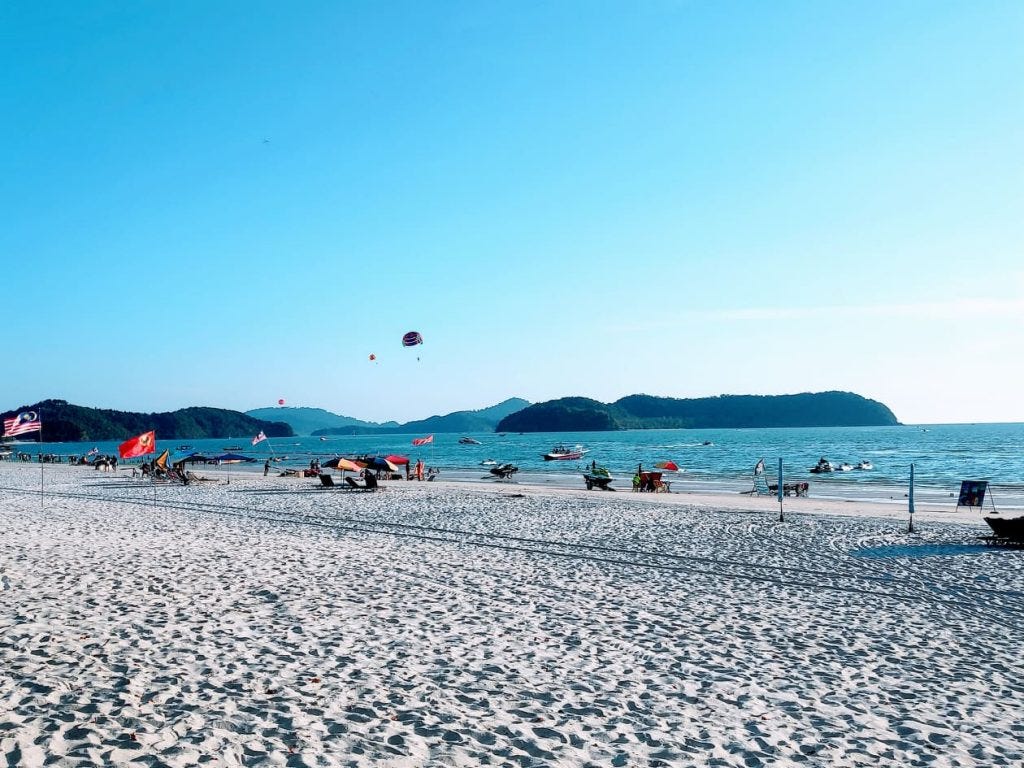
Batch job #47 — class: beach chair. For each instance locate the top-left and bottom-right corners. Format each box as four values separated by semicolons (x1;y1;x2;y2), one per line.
344;475;379;492
319;474;337;488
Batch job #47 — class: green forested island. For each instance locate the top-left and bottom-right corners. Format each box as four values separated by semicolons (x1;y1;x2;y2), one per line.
495;392;899;432
306;398;530;437
1;399;294;442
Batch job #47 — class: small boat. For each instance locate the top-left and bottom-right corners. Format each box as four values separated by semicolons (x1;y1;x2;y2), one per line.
856;461;873;471
459;437;482;445
809;458;833;474
543;444;588;461
702;441;713;446
480;459;497;466
176;445;193;451
836;463;854;472
319;437;328;441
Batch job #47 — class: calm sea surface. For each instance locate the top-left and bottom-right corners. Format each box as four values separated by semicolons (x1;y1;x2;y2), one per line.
13;423;1024;507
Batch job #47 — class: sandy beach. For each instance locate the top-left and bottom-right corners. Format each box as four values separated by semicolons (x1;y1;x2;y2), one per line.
2;463;1023;767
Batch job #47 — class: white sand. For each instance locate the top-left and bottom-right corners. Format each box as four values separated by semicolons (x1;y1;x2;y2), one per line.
2;463;1023;767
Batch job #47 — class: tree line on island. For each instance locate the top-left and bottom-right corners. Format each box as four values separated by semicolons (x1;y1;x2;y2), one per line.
0;400;293;442
494;392;899;432
2;392;897;442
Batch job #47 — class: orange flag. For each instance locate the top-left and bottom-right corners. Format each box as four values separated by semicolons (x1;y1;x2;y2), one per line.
119;430;156;459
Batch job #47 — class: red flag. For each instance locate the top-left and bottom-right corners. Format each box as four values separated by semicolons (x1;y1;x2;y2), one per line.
119;430;156;459
411;435;433;446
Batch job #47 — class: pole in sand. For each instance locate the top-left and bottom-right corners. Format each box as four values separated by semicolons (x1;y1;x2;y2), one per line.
38;408;44;509
908;462;916;533
777;457;784;522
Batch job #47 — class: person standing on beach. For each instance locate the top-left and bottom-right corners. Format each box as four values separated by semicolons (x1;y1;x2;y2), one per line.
264;458;271;477
416;458;424;481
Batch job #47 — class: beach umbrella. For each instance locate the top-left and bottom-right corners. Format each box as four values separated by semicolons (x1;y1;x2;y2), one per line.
655;460;680;471
213;453;256;464
362;456;399;473
323;457;361;472
385;454;409;466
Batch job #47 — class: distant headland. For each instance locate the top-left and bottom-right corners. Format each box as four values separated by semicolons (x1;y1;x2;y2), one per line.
495;392;899;433
0;399;293;442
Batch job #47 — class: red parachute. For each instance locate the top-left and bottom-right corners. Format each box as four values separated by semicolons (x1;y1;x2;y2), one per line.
278;398;285;406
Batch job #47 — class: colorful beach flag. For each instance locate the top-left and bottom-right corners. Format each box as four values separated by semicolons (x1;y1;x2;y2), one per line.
3;411;41;437
86;447;99;457
252;431;267;446
411;434;433;446
119;430;156;459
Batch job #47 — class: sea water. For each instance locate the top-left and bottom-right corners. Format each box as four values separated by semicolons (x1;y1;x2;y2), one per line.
12;423;1024;507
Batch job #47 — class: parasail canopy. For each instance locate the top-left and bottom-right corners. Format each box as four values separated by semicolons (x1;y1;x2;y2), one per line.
402;331;423;347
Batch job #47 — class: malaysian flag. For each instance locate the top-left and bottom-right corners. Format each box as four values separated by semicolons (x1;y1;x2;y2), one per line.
3;411;41;437
252;431;267;446
411;434;433;446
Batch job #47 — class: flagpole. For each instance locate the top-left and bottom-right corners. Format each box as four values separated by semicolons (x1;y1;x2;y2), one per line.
39;407;44;509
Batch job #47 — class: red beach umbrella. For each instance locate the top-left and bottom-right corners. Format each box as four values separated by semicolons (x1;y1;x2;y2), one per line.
655;460;680;472
386;455;409;466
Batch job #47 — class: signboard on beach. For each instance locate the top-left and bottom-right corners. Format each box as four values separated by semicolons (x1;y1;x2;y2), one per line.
957;480;988;509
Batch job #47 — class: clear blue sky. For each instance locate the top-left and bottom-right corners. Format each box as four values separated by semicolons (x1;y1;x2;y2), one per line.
3;1;1021;424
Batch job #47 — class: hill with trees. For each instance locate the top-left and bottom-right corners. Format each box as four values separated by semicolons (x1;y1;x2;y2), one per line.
495;392;899;432
310;398;531;436
1;399;294;442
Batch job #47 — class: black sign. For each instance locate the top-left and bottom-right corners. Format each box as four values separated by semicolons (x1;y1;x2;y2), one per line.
958;480;988;508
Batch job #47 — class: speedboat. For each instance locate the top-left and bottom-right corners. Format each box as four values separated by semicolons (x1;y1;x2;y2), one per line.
809;458;833;474
480;459;497;466
459;437;482;445
176;444;193;451
856;461;873;470
543;444;588;461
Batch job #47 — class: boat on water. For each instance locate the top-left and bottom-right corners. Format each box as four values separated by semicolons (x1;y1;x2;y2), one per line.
856;460;873;470
480;459;497;466
176;444;193;451
836;463;853;472
543;444;588;461
319;437;328;441
458;437;482;445
809;457;833;474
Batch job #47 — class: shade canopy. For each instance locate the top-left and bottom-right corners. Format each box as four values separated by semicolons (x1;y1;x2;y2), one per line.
655;460;680;471
385;454;409;466
323;457;361;472
213;453;256;463
360;456;399;472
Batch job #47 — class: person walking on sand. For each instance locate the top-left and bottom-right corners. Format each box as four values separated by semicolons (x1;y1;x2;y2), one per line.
415;458;424;481
264;458;271;477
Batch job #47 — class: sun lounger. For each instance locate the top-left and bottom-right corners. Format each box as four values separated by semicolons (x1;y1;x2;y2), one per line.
344;475;379;491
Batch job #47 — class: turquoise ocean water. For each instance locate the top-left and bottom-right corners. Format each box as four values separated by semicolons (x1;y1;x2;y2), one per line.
10;423;1024;507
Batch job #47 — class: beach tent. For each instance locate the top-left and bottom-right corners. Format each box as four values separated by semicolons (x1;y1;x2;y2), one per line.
212;453;257;464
